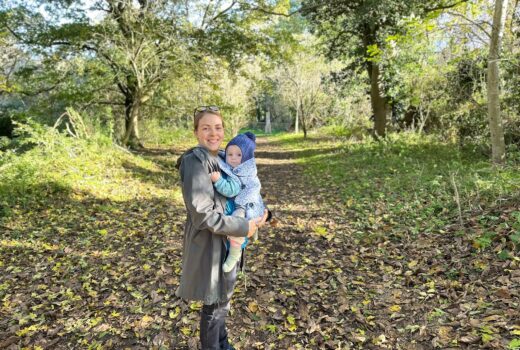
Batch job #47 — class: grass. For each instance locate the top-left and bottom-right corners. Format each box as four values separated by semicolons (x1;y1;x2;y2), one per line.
0;124;194;219
0;123;289;219
238;127;289;137
269;130;520;248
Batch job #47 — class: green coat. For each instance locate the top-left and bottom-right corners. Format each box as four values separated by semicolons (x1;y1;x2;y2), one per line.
176;146;249;304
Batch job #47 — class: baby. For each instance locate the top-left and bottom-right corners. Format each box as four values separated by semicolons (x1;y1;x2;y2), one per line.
210;132;266;272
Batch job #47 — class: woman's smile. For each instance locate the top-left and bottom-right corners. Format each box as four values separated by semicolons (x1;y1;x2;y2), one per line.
195;113;224;153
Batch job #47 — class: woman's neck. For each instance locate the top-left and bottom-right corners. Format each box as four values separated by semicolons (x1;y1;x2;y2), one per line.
197;144;218;156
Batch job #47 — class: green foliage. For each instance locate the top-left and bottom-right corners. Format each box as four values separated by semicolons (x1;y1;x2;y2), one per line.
0;123;71;216
139;119;194;147
509;338;520;350
474;232;496;250
273;130;520;238
1;0;299;146
1;0;519;155
0;120;173;218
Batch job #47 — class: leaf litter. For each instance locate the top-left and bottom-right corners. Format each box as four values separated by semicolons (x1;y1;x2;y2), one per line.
0;139;518;349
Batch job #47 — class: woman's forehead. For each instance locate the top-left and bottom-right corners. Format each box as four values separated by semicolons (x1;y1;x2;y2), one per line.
199;113;223;125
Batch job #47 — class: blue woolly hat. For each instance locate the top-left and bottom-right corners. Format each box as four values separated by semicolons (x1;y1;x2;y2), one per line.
226;131;256;163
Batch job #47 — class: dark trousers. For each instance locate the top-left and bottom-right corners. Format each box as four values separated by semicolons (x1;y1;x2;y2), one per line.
200;263;237;350
200;299;231;350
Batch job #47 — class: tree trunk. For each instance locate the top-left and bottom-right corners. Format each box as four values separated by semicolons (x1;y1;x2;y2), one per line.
123;98;144;149
362;24;387;139
487;0;508;164
265;110;272;134
299;103;307;138
295;96;300;134
369;62;387;138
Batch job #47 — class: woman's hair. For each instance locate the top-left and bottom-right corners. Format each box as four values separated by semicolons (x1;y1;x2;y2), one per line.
194;110;224;130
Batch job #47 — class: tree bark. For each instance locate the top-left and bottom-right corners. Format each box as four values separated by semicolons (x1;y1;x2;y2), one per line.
123;98;144;149
265;110;272;134
368;62;387;138
295;98;300;134
299;102;307;138
362;24;387;138
487;0;508;164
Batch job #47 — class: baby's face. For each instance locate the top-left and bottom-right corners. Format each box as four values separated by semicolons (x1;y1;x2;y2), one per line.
226;145;242;168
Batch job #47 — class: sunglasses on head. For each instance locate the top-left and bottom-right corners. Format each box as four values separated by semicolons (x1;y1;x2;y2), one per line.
194;105;220;116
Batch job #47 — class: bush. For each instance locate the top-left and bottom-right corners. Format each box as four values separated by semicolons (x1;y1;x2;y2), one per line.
273;131;519;236
140;118;194;147
0;119;118;217
318;124;369;140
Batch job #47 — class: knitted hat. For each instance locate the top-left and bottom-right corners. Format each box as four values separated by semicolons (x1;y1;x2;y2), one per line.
226;132;256;163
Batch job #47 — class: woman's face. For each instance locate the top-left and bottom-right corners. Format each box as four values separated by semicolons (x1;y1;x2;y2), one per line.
194;113;224;154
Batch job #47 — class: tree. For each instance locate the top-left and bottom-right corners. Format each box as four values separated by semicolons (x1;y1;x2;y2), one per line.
487;0;509;163
301;0;467;137
2;0;183;147
94;0;191;148
1;0;289;147
274;47;340;138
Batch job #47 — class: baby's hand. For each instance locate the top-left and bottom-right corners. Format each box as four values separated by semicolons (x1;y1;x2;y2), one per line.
210;172;221;183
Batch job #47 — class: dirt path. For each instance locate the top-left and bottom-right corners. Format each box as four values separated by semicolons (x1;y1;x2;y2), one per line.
226;137;365;349
225;137;519;350
1;137;517;349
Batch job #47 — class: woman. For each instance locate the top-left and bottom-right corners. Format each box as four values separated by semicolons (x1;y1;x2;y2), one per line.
175;106;267;350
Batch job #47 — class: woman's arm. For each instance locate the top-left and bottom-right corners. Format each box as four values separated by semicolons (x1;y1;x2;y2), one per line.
181;154;249;237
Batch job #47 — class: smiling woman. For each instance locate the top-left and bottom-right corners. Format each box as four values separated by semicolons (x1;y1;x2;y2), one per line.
193;107;225;155
175;106;267;350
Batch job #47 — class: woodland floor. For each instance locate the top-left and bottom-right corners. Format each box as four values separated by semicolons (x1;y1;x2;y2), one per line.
0;137;519;349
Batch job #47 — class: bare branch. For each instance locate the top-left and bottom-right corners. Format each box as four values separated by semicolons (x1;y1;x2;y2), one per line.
4;23;31;44
446;10;492;38
326;27;358;58
201;0;214;29
435;23;489;45
425;0;469;13
210;0;238;23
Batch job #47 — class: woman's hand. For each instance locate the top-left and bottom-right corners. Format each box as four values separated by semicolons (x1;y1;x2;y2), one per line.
247;209;269;237
247;220;257;237
256;209;268;228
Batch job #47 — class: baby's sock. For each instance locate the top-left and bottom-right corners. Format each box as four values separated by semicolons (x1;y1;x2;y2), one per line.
223;246;242;273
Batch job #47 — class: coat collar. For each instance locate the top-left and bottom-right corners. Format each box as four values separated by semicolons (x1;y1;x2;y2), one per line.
176;146;221;170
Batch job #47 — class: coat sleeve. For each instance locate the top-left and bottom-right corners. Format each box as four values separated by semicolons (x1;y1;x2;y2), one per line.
213;174;241;198
181;155;249;237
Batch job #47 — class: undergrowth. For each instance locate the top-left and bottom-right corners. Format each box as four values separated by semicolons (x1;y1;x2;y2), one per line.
0;122;190;219
272;131;520;256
